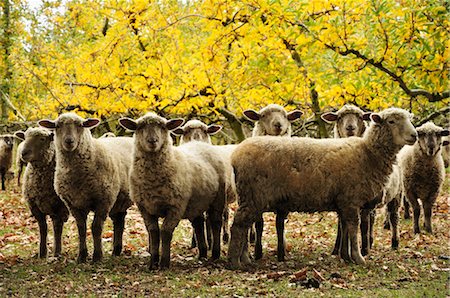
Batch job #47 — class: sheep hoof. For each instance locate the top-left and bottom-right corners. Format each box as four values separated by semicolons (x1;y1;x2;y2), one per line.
159;257;170;269
404;213;411;220
112;245;122;256
413;227;421;234
92;251;103;263
353;255;366;265
391;239;399;249
277;253;285;262
38;251;47;259
254;249;262;261
361;248;368;256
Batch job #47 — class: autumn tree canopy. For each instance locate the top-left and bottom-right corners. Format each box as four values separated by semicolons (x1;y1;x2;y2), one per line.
0;0;448;139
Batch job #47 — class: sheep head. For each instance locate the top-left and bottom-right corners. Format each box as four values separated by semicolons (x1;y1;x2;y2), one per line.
119;113;184;153
244;104;302;136
321;104;371;138
416;122;450;156
38;113;100;152
172;119;222;144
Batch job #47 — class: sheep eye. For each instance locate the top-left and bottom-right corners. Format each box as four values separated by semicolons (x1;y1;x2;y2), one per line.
388;120;395;124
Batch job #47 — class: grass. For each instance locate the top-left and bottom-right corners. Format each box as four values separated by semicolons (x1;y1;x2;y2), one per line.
0;175;449;297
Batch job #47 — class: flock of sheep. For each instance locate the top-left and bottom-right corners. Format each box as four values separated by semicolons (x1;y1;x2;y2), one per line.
0;104;448;270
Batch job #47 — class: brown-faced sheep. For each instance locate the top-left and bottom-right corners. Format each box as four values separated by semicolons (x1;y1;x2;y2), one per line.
228;108;417;268
0;134;14;190
399;122;449;234
15;128;69;258
244;104;303;262
38;113;133;263
119;113;227;270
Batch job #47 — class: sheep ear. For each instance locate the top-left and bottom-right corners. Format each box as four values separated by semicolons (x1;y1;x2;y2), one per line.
166;118;185;131
321;112;338;123
362;112;372;121
38;119;57;129
119;117;138;131
243;110;260;121
14;131;25;141
443;140;449;146
171;128;184;136
287;110;303;122
82;118;101;129
207;125;222;135
370;113;382;124
440;129;449;137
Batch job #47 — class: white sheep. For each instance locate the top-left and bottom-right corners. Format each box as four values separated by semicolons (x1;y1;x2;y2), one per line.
15;128;69;258
173;119;235;246
119;113;227;269
38;113;134;263
228;108;417;268
398;121;449;234
0;134;14;190
244;104;303;262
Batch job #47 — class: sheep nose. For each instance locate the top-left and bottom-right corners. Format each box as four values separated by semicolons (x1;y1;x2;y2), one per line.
65;138;74;145
274;122;282;129
21;149;31;159
410;133;417;142
148;138;158;144
346;125;355;131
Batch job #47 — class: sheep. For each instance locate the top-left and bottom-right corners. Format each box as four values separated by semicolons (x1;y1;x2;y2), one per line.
14;128;69;258
38;113;133;263
442;134;450;168
119;113;227;269
13;134;27;187
228;108;417;268
99;132;116;138
172;119;234;246
398;122;449;234
321;104;371;138
244;104;303;261
321;105;401;256
0;134;14;190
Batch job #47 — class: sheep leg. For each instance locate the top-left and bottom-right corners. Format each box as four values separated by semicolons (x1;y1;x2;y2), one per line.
111;211;126;256
339;219;351;262
72;209;88;263
190;232;197;249
51;216;64;257
249;224;256;243
222;207;230;244
369;210;375;249
1;171;5;191
205;214;212;250
208;212;223;260
138;206;160;269
17;165;23;187
383;205;391;230
92;212;106;262
191;216;207;259
360;209;371;256
228;207;256;269
332;216;342;255
343;208;365;265
254;214;263;260
403;197;411;219
160;213;181;269
406;192;421;234
276;211;288;262
387;199;399;249
31;206;47;258
423;199;435;234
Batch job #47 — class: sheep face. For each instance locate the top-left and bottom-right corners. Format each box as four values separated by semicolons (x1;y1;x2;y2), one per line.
321;105;371;138
416;122;450;157
18;128;54;163
172;120;222;144
0;135;14;152
38;113;100;152
244;104;302;136
371;108;417;146
119;113;184;153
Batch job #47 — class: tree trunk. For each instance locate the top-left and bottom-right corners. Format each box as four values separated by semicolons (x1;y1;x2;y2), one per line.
1;0;12;123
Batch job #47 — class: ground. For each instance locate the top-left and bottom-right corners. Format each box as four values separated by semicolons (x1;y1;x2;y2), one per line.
0;175;448;297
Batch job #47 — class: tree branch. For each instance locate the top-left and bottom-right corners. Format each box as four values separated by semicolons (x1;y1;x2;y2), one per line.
416;106;450;126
